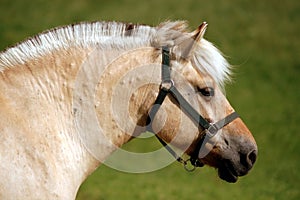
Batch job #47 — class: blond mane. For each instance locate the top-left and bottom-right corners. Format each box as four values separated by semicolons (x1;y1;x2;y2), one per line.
0;21;231;86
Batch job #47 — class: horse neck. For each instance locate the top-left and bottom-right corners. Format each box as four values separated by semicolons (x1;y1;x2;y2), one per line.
0;47;105;198
0;45;163;197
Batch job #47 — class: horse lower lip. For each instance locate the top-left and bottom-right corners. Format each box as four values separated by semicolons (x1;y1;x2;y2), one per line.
218;167;238;183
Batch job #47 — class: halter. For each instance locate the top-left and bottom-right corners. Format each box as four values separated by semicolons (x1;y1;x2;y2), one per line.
146;46;239;171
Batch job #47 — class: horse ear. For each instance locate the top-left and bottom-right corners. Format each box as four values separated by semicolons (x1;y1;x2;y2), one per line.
177;22;208;59
192;22;208;43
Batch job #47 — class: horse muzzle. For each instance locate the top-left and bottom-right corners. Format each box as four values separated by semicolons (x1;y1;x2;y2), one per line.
202;118;258;183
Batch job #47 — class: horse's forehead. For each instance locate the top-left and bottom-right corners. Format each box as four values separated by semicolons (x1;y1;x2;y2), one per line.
179;61;215;86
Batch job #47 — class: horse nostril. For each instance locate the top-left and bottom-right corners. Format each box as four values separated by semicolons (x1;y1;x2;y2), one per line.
240;149;257;169
248;149;257;166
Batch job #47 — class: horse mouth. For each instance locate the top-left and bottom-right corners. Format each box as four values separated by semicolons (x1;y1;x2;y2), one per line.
217;161;239;183
218;166;238;183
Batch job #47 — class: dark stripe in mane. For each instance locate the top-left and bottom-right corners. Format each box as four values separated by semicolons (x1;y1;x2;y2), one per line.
125;23;135;36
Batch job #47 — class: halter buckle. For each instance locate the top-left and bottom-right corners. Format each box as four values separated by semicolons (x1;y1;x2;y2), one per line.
205;123;219;138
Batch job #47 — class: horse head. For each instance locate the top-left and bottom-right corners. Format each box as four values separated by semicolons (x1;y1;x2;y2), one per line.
151;22;258;182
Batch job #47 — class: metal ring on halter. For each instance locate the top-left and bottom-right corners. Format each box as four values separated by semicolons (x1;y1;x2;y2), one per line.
160;80;174;91
183;159;196;172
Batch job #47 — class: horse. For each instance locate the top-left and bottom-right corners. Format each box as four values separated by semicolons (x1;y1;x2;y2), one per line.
0;21;257;199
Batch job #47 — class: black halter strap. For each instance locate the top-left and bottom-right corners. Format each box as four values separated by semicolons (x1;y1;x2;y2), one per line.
146;46;239;170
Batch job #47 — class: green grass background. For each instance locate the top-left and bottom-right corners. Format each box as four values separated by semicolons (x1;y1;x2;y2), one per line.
0;0;299;199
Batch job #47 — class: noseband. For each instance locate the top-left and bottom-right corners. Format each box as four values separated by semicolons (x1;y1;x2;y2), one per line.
146;46;239;171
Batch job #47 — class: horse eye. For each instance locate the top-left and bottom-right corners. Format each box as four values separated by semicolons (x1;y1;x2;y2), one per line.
196;87;215;97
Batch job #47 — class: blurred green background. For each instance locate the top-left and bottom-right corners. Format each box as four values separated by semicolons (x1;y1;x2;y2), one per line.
1;0;299;199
